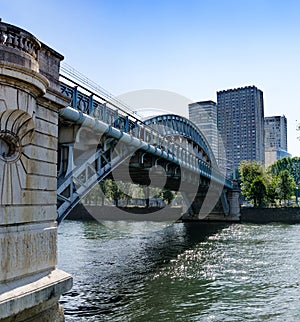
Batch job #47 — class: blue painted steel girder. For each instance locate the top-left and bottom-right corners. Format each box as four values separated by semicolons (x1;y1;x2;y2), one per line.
144;114;217;168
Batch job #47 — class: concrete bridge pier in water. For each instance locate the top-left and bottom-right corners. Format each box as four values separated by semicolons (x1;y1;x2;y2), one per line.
181;179;240;222
0;21;72;321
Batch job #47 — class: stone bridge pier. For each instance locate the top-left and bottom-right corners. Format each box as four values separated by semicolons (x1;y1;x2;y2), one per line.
182;180;240;222
0;21;72;321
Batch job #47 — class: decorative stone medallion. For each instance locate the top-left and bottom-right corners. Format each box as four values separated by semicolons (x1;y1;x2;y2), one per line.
0;109;34;163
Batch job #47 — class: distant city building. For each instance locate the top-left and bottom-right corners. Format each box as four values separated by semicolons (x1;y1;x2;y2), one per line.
264;115;287;150
264;115;291;166
188;100;218;160
265;149;292;167
217;85;265;177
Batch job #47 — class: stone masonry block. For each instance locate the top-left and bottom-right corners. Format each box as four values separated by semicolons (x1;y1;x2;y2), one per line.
0;222;57;283
0;205;56;225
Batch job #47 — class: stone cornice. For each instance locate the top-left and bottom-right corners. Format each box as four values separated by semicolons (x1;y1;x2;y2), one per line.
0;61;48;97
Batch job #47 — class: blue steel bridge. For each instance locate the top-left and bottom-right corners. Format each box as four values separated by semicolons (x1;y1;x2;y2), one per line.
56;64;236;224
0;21;242;322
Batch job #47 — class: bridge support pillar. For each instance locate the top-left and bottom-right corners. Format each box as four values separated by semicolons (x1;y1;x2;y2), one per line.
227;181;241;218
0;21;72;321
181;183;240;222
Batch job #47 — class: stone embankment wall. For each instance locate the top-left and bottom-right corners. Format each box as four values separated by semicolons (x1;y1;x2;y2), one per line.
68;204;240;223
241;207;300;224
67;204;183;221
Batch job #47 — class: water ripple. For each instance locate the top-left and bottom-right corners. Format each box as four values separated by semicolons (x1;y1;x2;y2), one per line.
58;220;300;321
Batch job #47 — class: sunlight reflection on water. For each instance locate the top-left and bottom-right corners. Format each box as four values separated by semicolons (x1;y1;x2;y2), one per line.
58;220;300;322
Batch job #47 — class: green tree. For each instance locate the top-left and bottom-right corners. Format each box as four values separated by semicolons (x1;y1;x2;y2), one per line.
276;170;296;205
119;182;134;206
99;179;109;205
84;183;102;205
105;180;125;206
249;176;267;207
268;157;300;184
238;160;264;201
265;173;279;205
162;190;174;205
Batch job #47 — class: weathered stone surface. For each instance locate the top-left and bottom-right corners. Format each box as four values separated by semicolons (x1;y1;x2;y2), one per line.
32;131;58;151
0;20;72;321
35;104;58;125
0;22;41;72
0;223;57;282
20;190;57;205
0;160;56;205
34;117;58;137
20;155;57;176
0;269;72;321
0;44;39;72
0;63;48;98
0;187;57;207
0;205;56;225
0;301;66;322
18;172;56;191
38;44;64;92
22;145;57;164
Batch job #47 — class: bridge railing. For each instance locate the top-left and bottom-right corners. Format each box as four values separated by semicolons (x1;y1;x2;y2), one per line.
59;69;232;189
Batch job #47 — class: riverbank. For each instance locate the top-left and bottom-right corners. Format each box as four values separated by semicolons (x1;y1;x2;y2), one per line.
67;204;240;223
67;204;183;221
241;207;300;224
67;204;300;225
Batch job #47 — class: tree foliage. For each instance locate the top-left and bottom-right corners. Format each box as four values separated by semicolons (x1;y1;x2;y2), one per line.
249;176;266;207
239;160;297;207
268;157;300;184
265;173;279;204
103;180;124;206
276;170;296;204
83;179;176;207
238;160;264;200
161;190;174;205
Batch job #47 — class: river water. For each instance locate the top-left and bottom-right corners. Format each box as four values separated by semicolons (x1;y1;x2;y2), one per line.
58;219;300;321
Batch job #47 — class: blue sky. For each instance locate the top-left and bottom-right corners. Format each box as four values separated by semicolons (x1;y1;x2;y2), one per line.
2;0;300;156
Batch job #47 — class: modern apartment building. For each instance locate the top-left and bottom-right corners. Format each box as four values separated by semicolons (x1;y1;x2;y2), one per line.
264;115;291;166
217;85;265;177
188;100;218;159
264;115;287;150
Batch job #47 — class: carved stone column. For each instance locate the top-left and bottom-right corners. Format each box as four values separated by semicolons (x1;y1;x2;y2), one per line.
0;21;72;321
